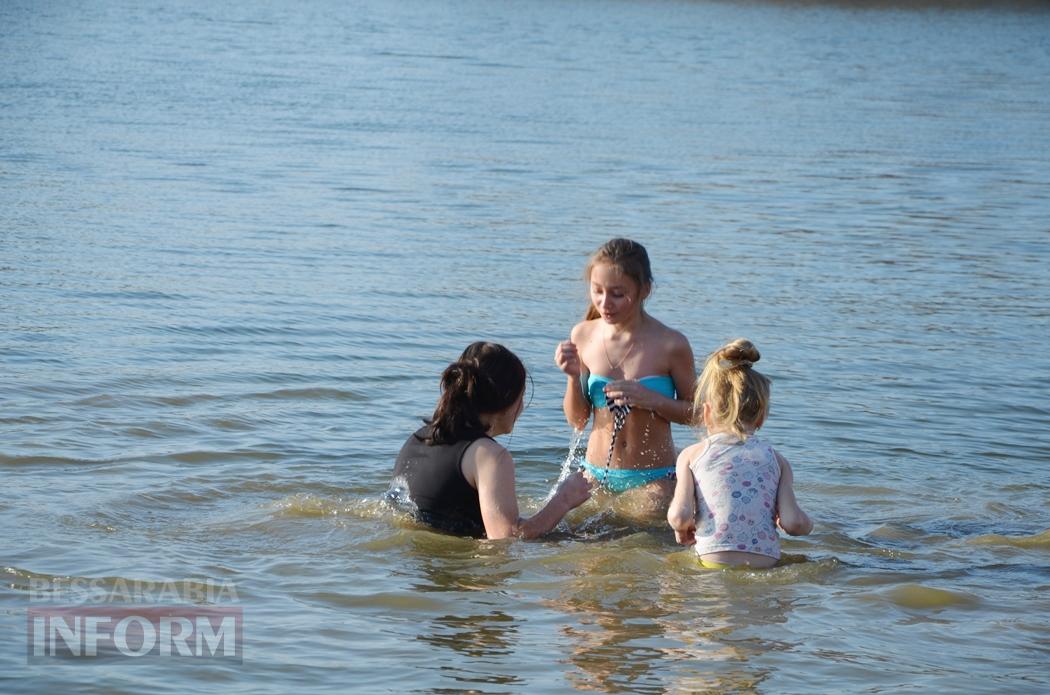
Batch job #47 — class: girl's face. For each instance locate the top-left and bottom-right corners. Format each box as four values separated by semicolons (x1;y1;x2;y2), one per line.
487;389;525;437
499;391;525;436
589;262;646;324
511;390;525;424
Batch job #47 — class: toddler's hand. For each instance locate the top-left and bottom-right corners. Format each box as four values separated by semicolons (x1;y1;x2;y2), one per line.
674;528;696;546
776;508;813;536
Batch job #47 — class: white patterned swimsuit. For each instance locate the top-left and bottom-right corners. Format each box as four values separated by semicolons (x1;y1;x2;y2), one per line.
690;433;782;560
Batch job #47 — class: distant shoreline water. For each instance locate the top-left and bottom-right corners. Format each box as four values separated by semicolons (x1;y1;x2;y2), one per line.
4;0;1049;691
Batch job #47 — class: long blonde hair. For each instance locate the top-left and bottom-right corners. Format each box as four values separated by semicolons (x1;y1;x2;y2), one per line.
694;339;770;441
582;238;653;320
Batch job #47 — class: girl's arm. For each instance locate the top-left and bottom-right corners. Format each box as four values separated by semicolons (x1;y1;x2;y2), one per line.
556;324;592;430
561;374;591;430
773;450;813;536
667;446;700;545
665;332;697;424
470;442;592;540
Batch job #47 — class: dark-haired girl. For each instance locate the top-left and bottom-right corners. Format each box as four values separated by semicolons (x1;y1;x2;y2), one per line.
391;342;592;539
555;239;697;505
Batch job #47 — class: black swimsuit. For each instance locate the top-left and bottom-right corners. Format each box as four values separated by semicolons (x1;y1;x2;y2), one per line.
389;426;491;537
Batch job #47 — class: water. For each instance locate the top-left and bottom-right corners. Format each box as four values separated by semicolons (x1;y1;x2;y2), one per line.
3;0;1049;691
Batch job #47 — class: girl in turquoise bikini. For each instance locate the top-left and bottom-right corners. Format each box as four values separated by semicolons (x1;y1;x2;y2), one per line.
554;239;697;510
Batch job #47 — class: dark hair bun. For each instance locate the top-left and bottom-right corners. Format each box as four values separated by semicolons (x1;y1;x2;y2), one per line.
718;339;760;369
426;343;528;445
441;361;480;396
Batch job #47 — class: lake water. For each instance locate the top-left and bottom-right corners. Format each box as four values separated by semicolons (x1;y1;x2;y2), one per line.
3;0;1049;691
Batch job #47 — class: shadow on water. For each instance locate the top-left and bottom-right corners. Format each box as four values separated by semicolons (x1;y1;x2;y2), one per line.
366;484;844;691
406;540;523;595
542;547;836;692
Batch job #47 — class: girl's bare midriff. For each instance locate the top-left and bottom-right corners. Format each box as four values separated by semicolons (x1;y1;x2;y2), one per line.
586;407;676;471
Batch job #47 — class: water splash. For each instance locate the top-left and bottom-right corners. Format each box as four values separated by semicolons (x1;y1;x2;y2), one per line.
385;476;417;512
545;428;587;504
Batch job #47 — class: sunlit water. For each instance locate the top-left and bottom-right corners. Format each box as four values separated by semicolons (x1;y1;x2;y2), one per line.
3;0;1049;692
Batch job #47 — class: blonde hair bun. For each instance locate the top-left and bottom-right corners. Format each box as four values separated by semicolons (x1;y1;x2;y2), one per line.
718;339;760;370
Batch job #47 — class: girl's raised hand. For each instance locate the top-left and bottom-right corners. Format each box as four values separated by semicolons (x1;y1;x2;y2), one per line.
555;340;582;378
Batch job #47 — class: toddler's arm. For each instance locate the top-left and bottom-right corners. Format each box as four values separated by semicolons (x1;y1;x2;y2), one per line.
774;450;813;536
667;446;699;545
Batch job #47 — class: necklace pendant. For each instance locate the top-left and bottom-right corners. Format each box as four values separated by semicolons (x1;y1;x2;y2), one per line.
602;332;635;373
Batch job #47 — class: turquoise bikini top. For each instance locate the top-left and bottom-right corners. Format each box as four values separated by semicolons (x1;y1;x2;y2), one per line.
586;373;676;408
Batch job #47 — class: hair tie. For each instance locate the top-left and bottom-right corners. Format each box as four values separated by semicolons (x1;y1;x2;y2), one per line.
719;359;752;370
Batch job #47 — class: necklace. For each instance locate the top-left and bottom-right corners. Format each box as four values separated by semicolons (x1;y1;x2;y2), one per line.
602;330;635;372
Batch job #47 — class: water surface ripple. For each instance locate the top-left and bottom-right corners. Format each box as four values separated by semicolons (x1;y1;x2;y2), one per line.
2;0;1049;692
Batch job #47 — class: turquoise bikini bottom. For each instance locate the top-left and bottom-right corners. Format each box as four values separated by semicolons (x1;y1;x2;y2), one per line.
580;461;676;493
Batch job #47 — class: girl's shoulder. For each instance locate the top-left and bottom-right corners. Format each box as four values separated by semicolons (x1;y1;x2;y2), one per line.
741;436;781;470
678;439;712;465
643;316;692;352
744;434;776;454
679;441;705;458
694;432;747;459
570;318;602;341
461;437;512;486
465;436;511;464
